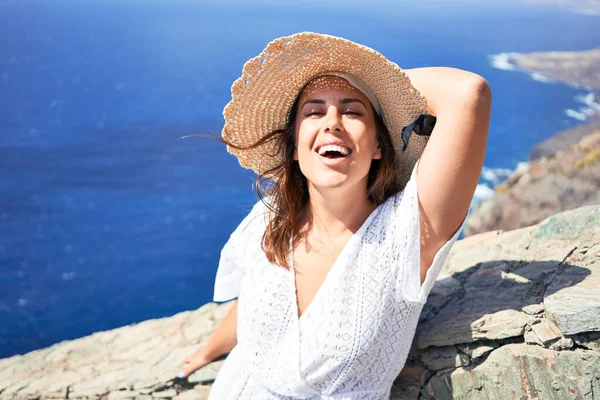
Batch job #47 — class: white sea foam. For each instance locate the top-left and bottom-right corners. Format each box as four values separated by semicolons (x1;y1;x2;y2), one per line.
470;165;518;208
488;52;519;71
566;109;589;121
530;72;554;83
565;91;600;121
516;161;529;173
481;166;513;184
576;92;600;110
473;184;495;205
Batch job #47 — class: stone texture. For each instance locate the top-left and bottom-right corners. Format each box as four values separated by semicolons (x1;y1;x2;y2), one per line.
572;331;600;352
420;346;470;371
544;259;600;335
0;302;231;400
423;344;600;400
456;341;499;359
530;319;563;345
522;303;545;315
524;329;544;346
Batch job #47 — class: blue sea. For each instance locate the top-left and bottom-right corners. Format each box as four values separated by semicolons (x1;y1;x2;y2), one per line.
1;0;599;358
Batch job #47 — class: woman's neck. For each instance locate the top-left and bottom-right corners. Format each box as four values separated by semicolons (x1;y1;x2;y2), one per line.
300;180;376;239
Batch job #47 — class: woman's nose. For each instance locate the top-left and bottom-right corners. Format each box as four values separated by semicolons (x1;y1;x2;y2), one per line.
324;107;343;132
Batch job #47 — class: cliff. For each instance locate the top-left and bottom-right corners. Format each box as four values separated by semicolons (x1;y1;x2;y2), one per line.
464;128;600;237
1;204;599;399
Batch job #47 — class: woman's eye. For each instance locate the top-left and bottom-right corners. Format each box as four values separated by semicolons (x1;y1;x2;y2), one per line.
303;109;362;117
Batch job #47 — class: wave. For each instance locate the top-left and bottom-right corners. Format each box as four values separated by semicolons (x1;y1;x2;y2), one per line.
488;52;519;71
481;165;514;184
471;165;520;207
530;72;554;83
565;91;600;121
473;183;495;205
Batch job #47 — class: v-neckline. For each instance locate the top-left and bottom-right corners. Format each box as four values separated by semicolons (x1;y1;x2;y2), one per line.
290;204;385;325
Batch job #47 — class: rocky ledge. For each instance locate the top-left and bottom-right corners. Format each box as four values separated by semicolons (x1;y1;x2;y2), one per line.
1;205;599;399
396;204;600;399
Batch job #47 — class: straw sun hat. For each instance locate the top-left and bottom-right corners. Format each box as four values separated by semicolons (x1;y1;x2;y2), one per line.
221;31;436;188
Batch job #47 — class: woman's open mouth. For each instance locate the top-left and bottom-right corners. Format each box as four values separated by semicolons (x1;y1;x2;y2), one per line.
316;144;351;159
315;144;352;166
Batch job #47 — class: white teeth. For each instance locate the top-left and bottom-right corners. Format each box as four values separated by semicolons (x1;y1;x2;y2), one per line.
317;144;350;156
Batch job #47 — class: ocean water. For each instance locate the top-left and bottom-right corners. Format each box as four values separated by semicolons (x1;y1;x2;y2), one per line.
0;0;599;358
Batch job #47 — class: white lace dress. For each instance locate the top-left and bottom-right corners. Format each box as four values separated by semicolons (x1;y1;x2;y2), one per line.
208;160;469;399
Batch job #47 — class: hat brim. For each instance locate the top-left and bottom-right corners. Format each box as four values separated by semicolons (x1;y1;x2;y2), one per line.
222;31;430;189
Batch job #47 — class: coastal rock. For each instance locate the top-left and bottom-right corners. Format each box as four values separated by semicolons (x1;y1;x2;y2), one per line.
511;47;600;90
544;259;600;335
420;346;470;371
464;129;600;237
1;205;599;400
529;319;562;346
0;302;233;400
422;344;600;400
531;115;600;160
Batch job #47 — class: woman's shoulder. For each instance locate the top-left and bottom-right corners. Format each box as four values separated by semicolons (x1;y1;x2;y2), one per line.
378;184;410;212
234;196;273;236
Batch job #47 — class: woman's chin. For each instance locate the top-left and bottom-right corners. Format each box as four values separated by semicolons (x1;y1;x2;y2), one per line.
306;172;354;191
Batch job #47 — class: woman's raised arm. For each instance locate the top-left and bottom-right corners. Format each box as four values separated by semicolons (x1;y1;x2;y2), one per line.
403;67;492;284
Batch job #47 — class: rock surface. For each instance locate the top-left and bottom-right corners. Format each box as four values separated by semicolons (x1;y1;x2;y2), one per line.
1;205;598;399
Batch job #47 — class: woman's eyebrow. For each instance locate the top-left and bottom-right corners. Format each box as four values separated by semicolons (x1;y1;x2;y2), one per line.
301;98;367;108
339;98;366;107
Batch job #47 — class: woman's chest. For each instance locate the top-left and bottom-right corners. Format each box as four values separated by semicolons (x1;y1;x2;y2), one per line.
292;238;348;319
237;234;399;355
236;242;411;394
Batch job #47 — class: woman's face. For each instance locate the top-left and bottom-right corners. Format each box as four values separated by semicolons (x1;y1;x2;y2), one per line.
293;75;381;192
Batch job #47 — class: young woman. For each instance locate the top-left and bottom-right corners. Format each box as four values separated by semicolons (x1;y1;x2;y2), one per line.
182;32;491;399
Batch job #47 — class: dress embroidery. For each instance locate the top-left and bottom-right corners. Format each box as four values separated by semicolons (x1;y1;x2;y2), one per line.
209;160;469;399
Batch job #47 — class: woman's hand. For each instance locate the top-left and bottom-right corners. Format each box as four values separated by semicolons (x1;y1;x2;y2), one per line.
179;300;239;378
181;346;211;377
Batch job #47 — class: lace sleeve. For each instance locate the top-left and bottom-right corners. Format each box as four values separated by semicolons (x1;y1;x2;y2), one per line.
393;159;470;304
213;198;270;302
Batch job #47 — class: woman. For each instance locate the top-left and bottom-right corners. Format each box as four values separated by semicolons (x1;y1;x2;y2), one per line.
182;32;491;398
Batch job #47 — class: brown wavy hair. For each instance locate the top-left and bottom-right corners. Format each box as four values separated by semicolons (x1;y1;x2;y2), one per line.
199;100;402;269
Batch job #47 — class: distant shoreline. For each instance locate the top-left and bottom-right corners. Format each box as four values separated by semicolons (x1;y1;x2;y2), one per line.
490;46;600;137
465;45;600;237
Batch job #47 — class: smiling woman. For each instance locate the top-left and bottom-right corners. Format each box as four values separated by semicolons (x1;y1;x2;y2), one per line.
293;74;381;195
181;31;490;399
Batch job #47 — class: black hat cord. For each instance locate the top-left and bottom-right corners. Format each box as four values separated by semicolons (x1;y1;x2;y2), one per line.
400;114;437;152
